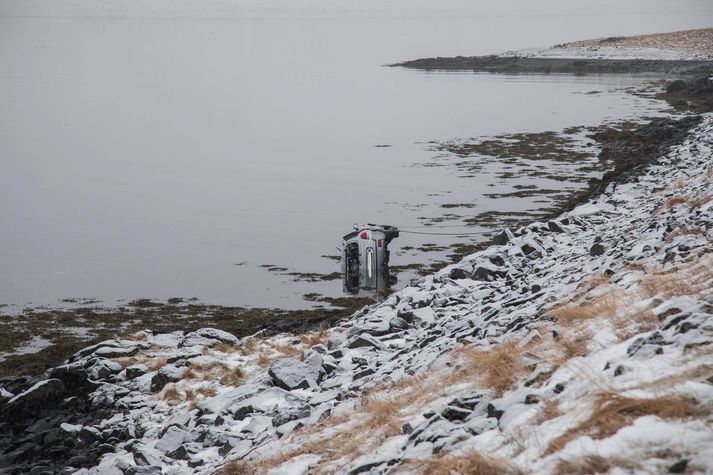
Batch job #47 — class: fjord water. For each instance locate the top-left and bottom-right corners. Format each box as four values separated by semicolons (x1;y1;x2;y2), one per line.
1;0;712;309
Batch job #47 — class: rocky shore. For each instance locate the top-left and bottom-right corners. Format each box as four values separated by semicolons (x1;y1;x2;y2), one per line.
1;106;712;473
393;28;713;75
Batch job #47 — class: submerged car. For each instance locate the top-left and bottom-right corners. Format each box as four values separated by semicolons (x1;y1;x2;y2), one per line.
341;224;399;295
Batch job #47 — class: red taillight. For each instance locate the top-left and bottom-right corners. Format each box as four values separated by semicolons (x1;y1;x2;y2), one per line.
359;231;370;240
378;239;383;248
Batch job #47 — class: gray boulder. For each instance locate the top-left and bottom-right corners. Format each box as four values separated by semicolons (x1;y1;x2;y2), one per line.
268;358;319;390
178;328;239;348
2;379;65;420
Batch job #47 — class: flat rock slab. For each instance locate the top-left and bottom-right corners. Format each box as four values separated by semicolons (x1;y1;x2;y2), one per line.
268;358;319;390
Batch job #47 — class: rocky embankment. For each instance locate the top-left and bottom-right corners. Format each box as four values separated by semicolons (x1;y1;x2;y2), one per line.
1;110;712;474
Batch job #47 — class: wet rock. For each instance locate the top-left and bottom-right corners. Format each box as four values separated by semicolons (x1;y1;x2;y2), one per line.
125;365;148;380
590;243;606;256
669;459;688;473
472;266;506;282
492;229;513;245
448;268;469;280
2;379;66;421
547;221;564;233
149;371;178;394
441;405;471;422
268;358;319;390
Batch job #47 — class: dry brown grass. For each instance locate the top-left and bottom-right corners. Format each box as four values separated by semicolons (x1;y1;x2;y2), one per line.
665;195;688;209
181;362;244;386
545;392;703;455
665;225;705;244
213;342;241;353
531;398;562;425
162;384;182;405
453;340;525;396
639;258;713;300
254;373;438;472
256;352;272;367
395;450;520;475
550;294;619;326
145;356;168;372
554;455;639;475
273;343;305;360
213;460;256;475
555;329;593;362
300;327;329;348
196;386;217;398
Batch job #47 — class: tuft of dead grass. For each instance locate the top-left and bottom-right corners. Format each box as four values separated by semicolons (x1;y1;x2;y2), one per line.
300;327;329;348
181;362;244;387
273;343;305;360
145;356;168;372
213;342;240;353
531;398;562;425
118;331;148;341
554;455;639;475
213;460;256;475
550;294;619;326
162;384;182;405
395;449;520;475
453;340;526;396
544;392;703;455
639;258;713;301
196;386;217;398
664;195;688;209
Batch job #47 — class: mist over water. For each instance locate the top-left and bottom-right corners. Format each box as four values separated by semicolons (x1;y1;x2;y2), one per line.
1;0;712;308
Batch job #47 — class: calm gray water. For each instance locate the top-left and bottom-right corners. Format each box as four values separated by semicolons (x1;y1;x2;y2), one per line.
1;0;712;309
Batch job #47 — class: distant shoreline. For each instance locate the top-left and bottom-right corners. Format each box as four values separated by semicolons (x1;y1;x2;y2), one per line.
392;28;713;75
391;56;713;75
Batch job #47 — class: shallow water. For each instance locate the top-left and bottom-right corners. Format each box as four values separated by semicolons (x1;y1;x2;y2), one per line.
1;0;712;309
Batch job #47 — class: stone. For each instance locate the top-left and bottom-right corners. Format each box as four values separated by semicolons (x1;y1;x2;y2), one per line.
524;394;540;405
669;460;688;473
178;328;239;348
3;379;66;420
388;317;410;331
149;367;182;393
547;221;564;233
268;358;319;390
441;405;471;422
492;229;512;245
93;346;140;359
125;366;148;380
589;243;606;256
347;334;385;350
472;266;506;282
327;333;346;350
155;426;187;453
448;268;469;280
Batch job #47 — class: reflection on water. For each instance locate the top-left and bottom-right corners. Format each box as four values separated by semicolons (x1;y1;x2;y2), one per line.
341;224;399;297
1;0;711;309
